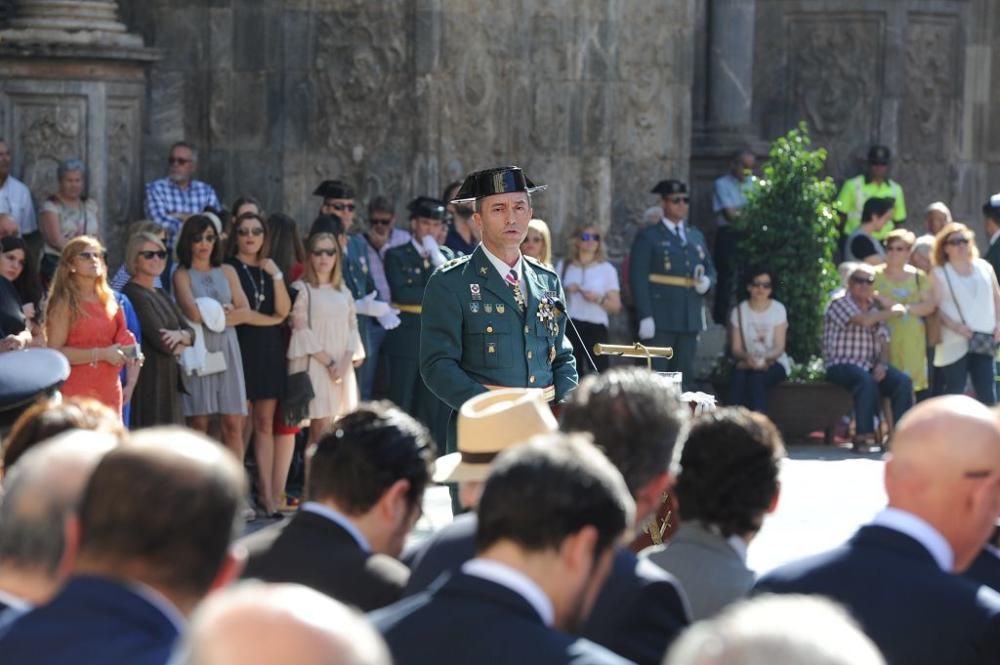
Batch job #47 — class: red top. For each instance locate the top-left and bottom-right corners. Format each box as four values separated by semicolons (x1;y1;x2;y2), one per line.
60;298;136;417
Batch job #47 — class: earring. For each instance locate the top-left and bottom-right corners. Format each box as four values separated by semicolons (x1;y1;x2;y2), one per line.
70;268;76;273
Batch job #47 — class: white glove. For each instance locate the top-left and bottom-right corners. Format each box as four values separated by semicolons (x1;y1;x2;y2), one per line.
378;309;401;330
355;291;392;317
422;235;447;267
639;317;655;340
694;275;711;295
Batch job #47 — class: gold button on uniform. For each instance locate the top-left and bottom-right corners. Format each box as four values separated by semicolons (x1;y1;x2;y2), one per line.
527;351;533;359
486;326;494;333
524;325;530;334
529;376;536;384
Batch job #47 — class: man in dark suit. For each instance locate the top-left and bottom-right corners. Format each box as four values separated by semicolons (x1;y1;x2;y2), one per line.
405;368;691;664
240;402;435;611
965;525;1000;592
755;395;1000;665
372;434;636;665
0;427;246;665
0;431;118;618
982;193;1000;279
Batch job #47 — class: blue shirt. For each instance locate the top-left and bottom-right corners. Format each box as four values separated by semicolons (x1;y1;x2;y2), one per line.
143;178;221;248
712;173;753;227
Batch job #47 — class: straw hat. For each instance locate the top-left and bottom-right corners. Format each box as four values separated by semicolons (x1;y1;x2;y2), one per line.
433;388;557;484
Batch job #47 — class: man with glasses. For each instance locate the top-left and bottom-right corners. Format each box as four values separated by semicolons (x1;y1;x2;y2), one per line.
822;263;912;452
629;179;715;389
144;141;221;257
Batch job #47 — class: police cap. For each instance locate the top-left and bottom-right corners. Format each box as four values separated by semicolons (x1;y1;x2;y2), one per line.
868;145;891;164
312;179;355;200
0;349;70;430
983;193;1000;219
408;196;448;221
651;180;688;196
450;166;547;204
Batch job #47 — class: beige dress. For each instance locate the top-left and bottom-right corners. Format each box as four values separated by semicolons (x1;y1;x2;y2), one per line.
287;280;365;419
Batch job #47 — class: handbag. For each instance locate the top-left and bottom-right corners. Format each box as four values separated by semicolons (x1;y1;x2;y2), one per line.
282;284;315;426
916;272;942;345
942;264;998;356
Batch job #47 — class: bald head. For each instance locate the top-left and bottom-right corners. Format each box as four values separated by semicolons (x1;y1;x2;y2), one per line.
886;395;1000;570
179;582;391;665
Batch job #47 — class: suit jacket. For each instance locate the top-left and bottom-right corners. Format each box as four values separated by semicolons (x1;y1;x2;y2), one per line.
644;521;754;621
754;525;1000;665
985;238;1000;282
240;509;408;612
628;221;716;333
965;547;1000;592
372;572;633;665
0;575;180;665
404;513;689;665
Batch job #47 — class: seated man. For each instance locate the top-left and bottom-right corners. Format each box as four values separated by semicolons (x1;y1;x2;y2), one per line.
240;402;435;611
823;263;912;451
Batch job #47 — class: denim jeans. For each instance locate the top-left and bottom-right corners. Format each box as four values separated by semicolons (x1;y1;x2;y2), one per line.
729;363;787;413
938;352;997;406
826;363;914;435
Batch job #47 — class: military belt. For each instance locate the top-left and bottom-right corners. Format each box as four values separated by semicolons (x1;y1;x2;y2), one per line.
392;303;423;314
648;274;696;288
484;383;556;403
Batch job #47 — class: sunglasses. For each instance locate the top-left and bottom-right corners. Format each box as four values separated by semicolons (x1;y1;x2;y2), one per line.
580;233;601;241
850;275;875;284
330;203;356;212
237;227;265;237
77;250;107;262
193;234;217;244
311;248;337;257
138;250;167;260
667;196;690;204
168;157;192;165
750;280;772;288
886;245;910;252
946;237;970;246
369;217;393;226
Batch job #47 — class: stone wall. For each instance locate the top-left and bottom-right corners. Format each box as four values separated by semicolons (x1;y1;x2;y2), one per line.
116;0;697;261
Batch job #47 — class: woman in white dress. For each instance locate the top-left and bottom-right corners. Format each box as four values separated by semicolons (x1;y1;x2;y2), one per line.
287;231;365;445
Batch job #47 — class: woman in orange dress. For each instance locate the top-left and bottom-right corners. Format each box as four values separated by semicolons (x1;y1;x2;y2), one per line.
45;236;138;417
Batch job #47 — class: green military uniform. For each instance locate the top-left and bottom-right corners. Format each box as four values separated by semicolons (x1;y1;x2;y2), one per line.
384;241;454;446
342;233;377;389
629;219;716;388
420;245;577;454
836;179;906;241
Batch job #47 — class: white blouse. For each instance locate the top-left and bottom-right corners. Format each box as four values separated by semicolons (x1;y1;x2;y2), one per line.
556;260;620;327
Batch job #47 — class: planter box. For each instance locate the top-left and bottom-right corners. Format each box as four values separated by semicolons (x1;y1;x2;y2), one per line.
765;381;853;444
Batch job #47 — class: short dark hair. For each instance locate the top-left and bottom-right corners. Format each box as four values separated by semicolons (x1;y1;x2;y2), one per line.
861;197;895;223
309;214;344;240
231;195;263;219
674;407;784;538
368;195;393;217
475;433;634;558
743;265;774;287
560;367;687;497
306;402;435;514
176;214;223;268
76;428;246;596
224;211;270;259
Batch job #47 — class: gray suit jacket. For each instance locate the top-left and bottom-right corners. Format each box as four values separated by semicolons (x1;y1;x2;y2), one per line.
643;522;754;620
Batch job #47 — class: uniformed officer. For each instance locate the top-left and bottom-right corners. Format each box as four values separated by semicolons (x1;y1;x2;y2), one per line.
313;180;389;398
420;166;577;456
835;145;907;242
629;179;715;389
0;348;70;435
384;196;454;446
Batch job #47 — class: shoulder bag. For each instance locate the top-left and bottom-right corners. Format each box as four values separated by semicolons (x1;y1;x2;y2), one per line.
282;284;315;425
942;265;997;356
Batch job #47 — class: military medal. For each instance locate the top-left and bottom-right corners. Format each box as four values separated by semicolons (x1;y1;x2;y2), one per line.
470;284;481;300
479;265;489;276
536;296;561;337
469;302;480;313
487;343;496;354
496;304;505;314
484;303;493;314
423;258;430;270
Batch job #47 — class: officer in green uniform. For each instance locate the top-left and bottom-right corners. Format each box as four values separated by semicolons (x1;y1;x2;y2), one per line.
313;180;388;398
629;179;715;389
835;145;907;242
420;166;578;456
384;196;454;446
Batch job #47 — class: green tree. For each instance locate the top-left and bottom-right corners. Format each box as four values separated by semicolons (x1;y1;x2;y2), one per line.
733;123;839;362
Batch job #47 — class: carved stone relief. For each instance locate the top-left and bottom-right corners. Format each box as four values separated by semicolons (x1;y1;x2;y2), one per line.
106;99;139;229
13;96;86;202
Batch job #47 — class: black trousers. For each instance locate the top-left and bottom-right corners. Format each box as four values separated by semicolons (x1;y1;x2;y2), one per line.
713;225;741;326
569;319;609;376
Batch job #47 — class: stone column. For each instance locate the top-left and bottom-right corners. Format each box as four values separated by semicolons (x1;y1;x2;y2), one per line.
706;0;756;131
3;0;142;47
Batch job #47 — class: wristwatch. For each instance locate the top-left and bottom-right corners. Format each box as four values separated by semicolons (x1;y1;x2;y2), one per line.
273;271;284;281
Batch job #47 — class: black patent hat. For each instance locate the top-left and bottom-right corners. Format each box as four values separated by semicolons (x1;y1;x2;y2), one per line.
984;193;1000;217
313;179;355;200
450;166;547;204
0;349;70;429
868;145;891;164
408;196;448;220
651;179;688;196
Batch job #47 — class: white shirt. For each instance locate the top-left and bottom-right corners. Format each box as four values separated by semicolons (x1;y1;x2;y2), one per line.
933;259;997;367
481;243;523;284
301;501;371;553
0;588;31;614
731;300;791;374
0;175;36;235
661;217;686;244
871;507;954;572
462;558;554;627
555;260;620;327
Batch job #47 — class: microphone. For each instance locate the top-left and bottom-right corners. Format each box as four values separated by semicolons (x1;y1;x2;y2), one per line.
552;298;600;374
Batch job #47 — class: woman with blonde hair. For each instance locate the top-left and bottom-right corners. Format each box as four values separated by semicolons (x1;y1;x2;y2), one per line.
109;220;167;291
521;218;553;267
555;224;621;375
287;231;364;446
45;236;138;417
929;221;1000;404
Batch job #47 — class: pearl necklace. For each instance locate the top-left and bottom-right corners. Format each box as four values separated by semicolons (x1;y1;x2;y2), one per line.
239;260;266;311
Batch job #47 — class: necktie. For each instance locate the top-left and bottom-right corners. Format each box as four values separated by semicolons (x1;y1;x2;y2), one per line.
505;269;526;312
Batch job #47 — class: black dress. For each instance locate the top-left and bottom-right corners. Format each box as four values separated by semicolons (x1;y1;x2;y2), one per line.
0;277;26;337
226;257;286;401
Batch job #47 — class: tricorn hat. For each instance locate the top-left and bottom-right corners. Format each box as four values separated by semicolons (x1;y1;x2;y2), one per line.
984;193;1000;218
867;145;891;164
407;196;448;221
313;179;355;200
309;214;344;239
651;179;687;196
450;166;547;204
433;388;557;484
0;349;70;430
